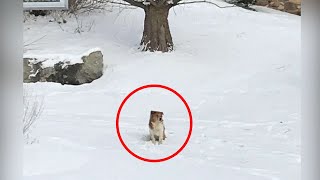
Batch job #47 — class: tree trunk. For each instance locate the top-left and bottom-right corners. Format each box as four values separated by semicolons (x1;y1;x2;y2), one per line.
140;6;173;52
68;0;78;13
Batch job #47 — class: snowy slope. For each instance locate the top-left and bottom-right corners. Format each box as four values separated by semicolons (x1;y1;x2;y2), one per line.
23;1;301;180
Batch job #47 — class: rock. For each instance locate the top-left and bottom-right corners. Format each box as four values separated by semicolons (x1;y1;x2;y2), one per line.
23;50;104;85
51;62;84;85
284;1;300;15
39;66;56;82
284;1;298;11
288;0;300;4
255;0;269;6
270;0;280;7
23;58;33;83
23;58;43;83
287;9;301;15
278;4;285;10
76;50;104;85
255;0;301;16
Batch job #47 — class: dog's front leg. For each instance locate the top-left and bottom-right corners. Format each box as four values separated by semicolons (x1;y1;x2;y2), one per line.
158;132;164;145
149;130;156;144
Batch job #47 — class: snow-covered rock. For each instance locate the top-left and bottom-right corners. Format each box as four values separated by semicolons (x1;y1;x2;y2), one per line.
255;0;301;15
23;50;104;85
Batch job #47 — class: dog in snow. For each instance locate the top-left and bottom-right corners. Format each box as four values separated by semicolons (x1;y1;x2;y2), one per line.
149;110;166;144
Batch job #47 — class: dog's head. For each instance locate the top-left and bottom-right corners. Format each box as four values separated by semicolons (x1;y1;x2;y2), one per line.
149;111;164;127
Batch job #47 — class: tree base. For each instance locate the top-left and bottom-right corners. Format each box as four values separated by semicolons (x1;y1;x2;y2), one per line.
140;6;173;53
139;42;174;52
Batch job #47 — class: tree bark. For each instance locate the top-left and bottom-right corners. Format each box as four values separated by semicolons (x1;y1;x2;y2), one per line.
140;6;173;52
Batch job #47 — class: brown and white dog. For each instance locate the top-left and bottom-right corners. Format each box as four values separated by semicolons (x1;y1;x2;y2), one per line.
149;110;166;144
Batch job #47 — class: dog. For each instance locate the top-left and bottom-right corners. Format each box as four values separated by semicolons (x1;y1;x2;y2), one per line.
149;110;166;144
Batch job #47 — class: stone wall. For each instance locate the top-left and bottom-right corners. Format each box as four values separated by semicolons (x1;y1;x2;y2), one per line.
256;0;301;15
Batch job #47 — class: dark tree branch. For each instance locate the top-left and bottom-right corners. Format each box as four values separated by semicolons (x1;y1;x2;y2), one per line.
121;0;145;8
108;1;139;7
147;0;159;7
24;35;47;47
173;0;237;8
172;0;182;6
159;0;169;6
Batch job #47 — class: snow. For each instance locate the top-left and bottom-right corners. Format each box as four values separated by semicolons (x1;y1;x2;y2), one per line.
23;2;300;180
23;48;102;68
81;47;102;57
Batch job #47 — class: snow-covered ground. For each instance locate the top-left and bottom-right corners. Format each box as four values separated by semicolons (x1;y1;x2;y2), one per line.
23;1;301;180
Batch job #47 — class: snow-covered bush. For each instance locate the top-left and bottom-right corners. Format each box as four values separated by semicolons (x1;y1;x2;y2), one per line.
69;0;112;14
23;87;44;142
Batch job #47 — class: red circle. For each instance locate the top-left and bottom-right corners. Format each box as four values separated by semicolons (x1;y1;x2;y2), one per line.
116;84;193;163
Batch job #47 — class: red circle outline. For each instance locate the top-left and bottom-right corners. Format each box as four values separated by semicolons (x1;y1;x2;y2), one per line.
116;84;193;163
